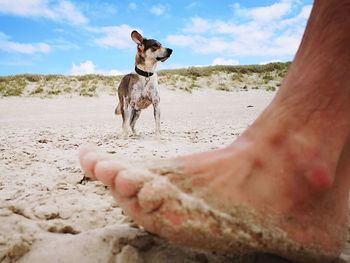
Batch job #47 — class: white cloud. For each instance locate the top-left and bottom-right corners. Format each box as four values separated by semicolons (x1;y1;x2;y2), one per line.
108;69;124;75
91;24;142;49
71;60;95;75
84;2;117;18
236;0;293;23
259;59;283;65
299;5;312;19
185;2;197;9
167;0;311;58
158;62;211;70
197;38;231;54
150;5;166;16
212;58;239;66
0;32;51;54
128;2;137;10
71;60;123;76
0;0;88;25
157;63;188;70
166;34;199;47
167;34;230;54
278;4;312;27
54;1;87;25
166;34;229;54
0;0;52;16
184;17;211;33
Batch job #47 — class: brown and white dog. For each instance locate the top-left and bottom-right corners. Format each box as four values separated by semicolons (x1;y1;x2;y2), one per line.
115;30;172;137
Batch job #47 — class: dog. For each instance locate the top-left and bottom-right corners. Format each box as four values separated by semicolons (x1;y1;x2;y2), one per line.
115;30;172;137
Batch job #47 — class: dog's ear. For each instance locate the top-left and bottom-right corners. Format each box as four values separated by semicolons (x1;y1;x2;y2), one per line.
131;31;144;45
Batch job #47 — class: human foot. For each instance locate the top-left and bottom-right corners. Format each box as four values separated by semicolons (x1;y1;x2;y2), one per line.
80;105;349;263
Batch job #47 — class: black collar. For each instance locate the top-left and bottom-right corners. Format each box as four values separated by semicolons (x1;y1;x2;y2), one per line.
135;66;154;78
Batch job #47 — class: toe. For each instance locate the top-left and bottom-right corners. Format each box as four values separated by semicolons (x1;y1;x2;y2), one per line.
115;196;159;233
79;144;122;180
137;177;171;213
114;169;154;198
113;174;222;246
79;144;98;159
94;160;125;186
79;151;101;179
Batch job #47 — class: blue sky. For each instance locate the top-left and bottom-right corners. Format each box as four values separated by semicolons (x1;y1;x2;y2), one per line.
0;0;313;76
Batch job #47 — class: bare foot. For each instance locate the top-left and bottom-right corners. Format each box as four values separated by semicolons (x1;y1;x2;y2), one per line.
80;99;349;262
80;1;350;260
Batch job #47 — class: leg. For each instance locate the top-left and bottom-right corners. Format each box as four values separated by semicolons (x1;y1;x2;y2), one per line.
80;0;350;262
130;108;141;134
153;102;161;135
122;103;131;138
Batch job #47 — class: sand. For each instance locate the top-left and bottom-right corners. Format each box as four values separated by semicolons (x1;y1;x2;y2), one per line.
0;88;349;263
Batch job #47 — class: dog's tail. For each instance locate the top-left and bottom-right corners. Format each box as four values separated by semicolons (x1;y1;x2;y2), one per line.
115;103;121;115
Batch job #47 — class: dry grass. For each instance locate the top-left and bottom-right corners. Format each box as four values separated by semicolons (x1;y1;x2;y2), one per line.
0;62;290;97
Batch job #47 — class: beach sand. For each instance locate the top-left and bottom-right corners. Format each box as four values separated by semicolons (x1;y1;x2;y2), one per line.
1;88;349;262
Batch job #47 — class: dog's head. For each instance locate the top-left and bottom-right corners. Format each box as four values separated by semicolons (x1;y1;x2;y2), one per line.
131;30;172;66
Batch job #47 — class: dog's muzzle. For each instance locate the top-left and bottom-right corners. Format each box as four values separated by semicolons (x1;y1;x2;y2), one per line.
156;48;173;62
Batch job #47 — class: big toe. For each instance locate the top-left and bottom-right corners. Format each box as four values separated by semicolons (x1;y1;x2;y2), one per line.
79;145;125;181
79;145;101;180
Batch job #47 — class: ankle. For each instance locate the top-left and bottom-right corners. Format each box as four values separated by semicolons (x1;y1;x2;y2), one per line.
262;96;348;158
304;164;333;192
243;114;337;193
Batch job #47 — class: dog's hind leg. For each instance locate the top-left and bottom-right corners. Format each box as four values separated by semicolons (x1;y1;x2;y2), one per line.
130;108;141;134
115;103;121;115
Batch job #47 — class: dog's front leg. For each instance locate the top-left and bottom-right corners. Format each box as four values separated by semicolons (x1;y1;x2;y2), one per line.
130;108;141;134
153;102;161;135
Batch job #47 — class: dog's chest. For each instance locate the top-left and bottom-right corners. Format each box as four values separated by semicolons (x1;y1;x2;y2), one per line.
131;81;158;109
136;97;152;109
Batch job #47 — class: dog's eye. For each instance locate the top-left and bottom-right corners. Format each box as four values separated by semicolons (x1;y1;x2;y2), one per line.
152;43;160;49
